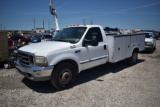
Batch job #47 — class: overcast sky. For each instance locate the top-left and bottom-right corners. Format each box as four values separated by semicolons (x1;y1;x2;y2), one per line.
0;0;160;31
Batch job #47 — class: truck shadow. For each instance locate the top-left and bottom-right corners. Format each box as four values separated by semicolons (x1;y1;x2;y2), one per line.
140;48;156;54
75;59;144;85
22;59;145;93
0;62;4;69
22;78;55;93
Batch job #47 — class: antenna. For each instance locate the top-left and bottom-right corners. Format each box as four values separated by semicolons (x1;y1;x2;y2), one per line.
33;18;35;30
83;19;86;25
91;20;93;25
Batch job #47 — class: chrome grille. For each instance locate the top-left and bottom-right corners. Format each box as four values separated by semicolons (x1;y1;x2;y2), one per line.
18;51;34;66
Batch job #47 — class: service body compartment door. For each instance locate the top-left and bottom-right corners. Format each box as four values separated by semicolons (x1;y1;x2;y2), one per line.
114;36;127;62
126;36;132;58
108;34;145;63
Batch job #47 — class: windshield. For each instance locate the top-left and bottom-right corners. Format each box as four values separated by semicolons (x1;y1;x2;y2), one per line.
52;27;87;43
145;33;152;38
27;35;33;39
34;35;43;39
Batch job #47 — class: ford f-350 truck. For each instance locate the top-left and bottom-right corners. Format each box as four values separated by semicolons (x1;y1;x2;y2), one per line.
15;25;145;89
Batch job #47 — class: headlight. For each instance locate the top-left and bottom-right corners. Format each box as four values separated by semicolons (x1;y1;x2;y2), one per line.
34;56;48;67
34;40;38;42
146;42;153;46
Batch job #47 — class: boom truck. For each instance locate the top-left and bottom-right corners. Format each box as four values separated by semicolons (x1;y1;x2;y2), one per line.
15;25;145;90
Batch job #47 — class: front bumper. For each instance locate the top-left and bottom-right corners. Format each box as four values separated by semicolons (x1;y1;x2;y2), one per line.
145;45;153;50
15;61;54;81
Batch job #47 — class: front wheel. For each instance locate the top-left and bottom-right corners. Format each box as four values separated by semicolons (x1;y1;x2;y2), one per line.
128;50;138;65
51;62;77;90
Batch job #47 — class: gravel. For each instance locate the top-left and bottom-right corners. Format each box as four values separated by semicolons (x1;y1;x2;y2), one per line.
0;40;160;107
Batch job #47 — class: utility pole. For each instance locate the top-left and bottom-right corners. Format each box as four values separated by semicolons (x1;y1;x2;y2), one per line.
43;20;44;28
1;24;2;30
33;18;35;30
48;21;50;31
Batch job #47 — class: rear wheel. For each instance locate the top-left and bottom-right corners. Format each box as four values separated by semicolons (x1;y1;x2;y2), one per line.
51;62;77;90
128;50;138;65
150;46;154;53
154;43;156;50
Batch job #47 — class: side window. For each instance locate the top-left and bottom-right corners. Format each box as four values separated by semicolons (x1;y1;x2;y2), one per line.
85;27;103;42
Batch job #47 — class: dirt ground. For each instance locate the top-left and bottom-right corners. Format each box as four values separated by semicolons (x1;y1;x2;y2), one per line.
0;40;160;107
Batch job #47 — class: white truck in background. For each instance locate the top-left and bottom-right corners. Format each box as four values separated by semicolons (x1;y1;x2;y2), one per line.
139;32;156;52
15;25;145;90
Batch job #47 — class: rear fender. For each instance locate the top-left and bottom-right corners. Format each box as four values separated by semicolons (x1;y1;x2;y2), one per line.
131;47;139;54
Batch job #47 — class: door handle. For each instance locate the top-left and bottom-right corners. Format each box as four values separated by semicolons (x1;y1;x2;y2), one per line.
104;45;106;50
75;50;81;53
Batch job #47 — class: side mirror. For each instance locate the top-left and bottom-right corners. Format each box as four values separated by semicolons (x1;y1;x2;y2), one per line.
83;36;98;47
91;36;98;46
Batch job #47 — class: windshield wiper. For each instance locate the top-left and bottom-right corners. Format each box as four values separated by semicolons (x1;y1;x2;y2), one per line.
53;39;68;42
54;39;76;44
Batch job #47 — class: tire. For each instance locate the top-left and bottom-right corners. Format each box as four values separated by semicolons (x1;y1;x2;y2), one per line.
51;62;77;90
128;50;138;65
150;46;154;53
154;43;156;50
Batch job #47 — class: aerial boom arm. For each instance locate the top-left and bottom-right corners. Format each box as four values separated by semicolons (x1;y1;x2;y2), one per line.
49;0;55;16
49;0;60;31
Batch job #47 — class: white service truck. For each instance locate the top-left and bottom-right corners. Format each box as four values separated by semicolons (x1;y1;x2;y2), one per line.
15;25;145;89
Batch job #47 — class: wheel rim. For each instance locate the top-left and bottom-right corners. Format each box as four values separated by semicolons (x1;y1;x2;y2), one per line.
59;69;72;85
133;52;137;62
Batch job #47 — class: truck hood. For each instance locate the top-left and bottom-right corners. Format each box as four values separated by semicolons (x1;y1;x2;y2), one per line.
19;41;71;56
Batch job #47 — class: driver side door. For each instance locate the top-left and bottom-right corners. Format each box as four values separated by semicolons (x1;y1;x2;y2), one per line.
80;27;108;70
